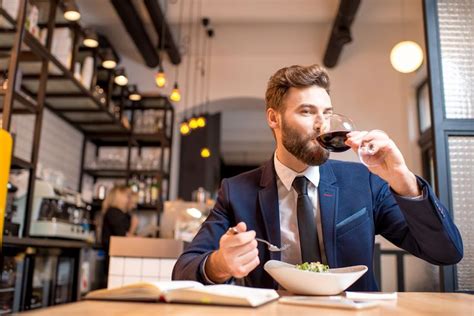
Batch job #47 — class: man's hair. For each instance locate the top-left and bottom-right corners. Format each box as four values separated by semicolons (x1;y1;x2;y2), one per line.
265;64;330;112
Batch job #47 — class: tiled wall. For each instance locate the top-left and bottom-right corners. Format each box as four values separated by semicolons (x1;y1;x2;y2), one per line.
11;108;84;191
107;257;177;289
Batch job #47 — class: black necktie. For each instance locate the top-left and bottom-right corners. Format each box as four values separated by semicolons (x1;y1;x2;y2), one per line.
292;176;321;263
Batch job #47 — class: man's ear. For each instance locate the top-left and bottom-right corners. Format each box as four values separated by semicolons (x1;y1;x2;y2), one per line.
267;108;280;129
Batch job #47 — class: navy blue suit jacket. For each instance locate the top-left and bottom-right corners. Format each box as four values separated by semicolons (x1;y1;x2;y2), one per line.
172;159;463;290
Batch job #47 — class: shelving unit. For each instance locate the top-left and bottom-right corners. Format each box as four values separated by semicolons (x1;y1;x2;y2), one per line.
0;0;132;237
0;0;174;313
0;89;38;114
80;94;174;215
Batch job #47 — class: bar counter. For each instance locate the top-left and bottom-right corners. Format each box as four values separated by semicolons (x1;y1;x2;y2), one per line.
20;293;473;316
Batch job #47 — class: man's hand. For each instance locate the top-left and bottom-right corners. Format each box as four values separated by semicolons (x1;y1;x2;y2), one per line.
205;222;260;283
346;130;420;197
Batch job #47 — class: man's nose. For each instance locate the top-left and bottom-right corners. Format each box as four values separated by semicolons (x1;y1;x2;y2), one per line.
313;113;326;131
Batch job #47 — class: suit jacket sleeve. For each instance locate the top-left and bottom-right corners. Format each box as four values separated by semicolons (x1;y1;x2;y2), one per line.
372;174;463;265
172;179;234;283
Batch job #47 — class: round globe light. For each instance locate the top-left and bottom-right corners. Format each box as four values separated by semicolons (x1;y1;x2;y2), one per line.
390;41;424;73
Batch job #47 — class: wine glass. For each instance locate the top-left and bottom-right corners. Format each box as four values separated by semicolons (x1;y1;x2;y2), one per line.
316;113;355;152
316;113;385;167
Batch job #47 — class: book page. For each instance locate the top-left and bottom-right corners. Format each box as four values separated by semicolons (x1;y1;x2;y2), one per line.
85;281;202;302
164;285;279;307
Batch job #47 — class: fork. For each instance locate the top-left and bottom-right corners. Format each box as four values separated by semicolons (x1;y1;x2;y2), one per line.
227;227;288;252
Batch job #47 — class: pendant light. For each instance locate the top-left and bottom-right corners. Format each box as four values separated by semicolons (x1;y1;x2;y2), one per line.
390;0;423;73
197;17;212;129
114;68;128;86
200;147;211;158
129;85;141;101
102;48;117;69
63;0;81;22
155;0;168;88
198;16;214;158
180;120;191;135
201;28;214;126
83;28;99;48
390;41;423;73
170;0;185;103
183;0;195;132
189;0;203;130
155;64;166;88
170;82;181;102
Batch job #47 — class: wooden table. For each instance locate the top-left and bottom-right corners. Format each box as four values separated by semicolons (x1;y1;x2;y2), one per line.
19;293;473;316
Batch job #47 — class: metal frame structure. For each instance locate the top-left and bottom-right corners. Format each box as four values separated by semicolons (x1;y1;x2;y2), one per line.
423;0;474;292
0;1;174;311
79;94;174;213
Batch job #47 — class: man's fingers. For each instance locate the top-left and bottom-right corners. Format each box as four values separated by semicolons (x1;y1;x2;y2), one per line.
347;130;388;149
223;230;256;247
237;247;259;266
234;239;258;256
231;255;260;278
235;222;247;233
346;130;368;147
241;256;260;274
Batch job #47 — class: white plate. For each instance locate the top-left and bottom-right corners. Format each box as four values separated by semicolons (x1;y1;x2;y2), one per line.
264;260;368;295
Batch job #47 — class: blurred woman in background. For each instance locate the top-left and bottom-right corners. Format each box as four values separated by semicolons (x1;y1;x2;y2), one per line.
101;185;136;253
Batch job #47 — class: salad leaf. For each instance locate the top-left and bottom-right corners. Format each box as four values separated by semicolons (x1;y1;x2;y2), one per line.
295;261;329;273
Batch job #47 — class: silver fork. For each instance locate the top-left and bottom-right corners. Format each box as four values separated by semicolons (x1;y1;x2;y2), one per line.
227;227;288;252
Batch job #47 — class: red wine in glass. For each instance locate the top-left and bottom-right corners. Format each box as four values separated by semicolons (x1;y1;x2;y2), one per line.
316;131;351;152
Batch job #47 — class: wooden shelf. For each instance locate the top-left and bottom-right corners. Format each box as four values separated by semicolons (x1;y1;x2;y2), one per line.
2;236;93;249
11;156;33;170
0;8;128;134
86;131;170;147
83;169;127;178
123;94;171;110
83;168;166;178
0;89;38;114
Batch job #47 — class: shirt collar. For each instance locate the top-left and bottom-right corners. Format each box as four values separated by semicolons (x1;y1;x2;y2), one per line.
273;153;320;191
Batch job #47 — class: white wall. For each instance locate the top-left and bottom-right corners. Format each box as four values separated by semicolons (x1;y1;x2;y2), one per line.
11;109;84;191
122;19;425;171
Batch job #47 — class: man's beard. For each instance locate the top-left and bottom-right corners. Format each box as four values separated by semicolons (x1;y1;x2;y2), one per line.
281;118;330;166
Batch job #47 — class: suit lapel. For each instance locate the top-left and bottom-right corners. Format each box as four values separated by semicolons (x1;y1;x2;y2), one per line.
318;162;338;268
258;158;281;261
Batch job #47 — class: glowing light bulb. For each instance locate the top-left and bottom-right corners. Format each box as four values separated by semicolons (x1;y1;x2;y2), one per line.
129;93;141;101
102;59;116;69
197;116;206;128
83;38;98;48
200;148;211;158
170;83;181;102
155;71;166;88
189;117;198;129
180;122;190;135
114;74;128;86
390;41;424;73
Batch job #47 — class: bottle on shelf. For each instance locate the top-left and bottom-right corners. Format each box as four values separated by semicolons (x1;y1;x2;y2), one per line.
137;176;145;205
151;178;160;205
129;175;139;193
145;177;152;205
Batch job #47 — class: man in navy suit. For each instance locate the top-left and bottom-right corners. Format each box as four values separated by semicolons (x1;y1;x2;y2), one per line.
172;64;463;290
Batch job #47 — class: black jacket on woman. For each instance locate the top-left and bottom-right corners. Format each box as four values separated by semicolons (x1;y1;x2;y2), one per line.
101;207;131;253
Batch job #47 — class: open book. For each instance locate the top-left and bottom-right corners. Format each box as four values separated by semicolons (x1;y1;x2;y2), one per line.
85;281;279;307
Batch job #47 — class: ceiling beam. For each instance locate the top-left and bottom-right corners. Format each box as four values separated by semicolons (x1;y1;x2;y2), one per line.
110;0;160;68
144;0;182;65
323;0;361;68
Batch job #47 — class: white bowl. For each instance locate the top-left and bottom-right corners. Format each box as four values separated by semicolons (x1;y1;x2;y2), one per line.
264;260;368;295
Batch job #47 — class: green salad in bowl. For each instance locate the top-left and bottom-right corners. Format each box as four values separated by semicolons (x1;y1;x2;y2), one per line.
295;261;329;273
